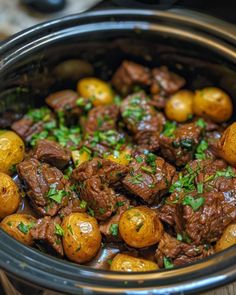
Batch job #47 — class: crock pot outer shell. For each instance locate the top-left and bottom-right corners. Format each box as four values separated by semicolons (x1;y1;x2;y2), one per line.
0;8;236;295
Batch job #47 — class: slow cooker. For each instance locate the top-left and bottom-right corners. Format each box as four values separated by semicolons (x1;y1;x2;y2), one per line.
0;8;236;295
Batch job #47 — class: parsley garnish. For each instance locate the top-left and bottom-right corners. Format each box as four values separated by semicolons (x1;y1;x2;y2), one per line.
116;201;125;207
129;173;144;184
87;207;95;217
162;121;177;137
136;156;143;163
195;140;208;160
47;186;67;204
27;107;51;122
180;138;194;151
214;166;236;178
109;223;119;236
80;200;87;209
141;166;154;174
196;118;206;128
182;195;205;211
177;233;183;241
30;130;49;146
55;224;64;236
163;257;174;269
197;183;203;194
67;224;73;235
17;222;35;234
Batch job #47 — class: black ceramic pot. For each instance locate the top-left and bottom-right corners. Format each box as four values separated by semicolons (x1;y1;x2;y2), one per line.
0;8;236;295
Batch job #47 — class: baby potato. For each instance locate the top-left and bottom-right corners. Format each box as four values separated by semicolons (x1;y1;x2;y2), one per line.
119;206;163;248
0;172;20;219
165;90;194;122
218;123;236;166
0;130;25;174
193;87;233;122
0;214;36;245
61;212;102;263
77;77;114;106
72;149;91;167
110;253;158;272
215;224;236;252
106;148;132;166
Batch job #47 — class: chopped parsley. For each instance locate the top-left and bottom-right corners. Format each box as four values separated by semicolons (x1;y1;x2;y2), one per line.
17;222;35;234
180;138;194;151
195;140;208;160
176;233;183;241
27;107;51;122
87;207;95;217
80;200;87;209
67;224;73;235
162;121;177;137
163;257;174;269
182;195;205;211
76;97;92;111
109;223;119;236
116;201;125;207
99;208;106;214
141;166;154;174
196;118;206;128
129;173;144;184
107;258;113;265
30;130;49;146
47;186;67;204
122;96;146;122
214;166;236;178
55;224;64;236
197;182;203;194
136;156;144;163
52;126;81;148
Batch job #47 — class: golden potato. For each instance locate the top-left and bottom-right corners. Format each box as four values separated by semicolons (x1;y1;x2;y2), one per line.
218;123;236;166
110;253;158;272
53;59;94;80
0;131;24;174
61;212;101;263
77;77;114;106
0;173;20;219
0;214;36;245
165;90;194;122
215;224;236;252
119;206;163;248
193;87;233;122
106;148;132;166
72;148;91;167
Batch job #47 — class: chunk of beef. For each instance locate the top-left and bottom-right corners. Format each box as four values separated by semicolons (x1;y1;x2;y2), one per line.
84;105;119;134
12;117;44;142
31;216;64;256
160;159;236;244
155;233;214;267
58;198;87;217
123;155;176;204
17;158;68;216
112;60;152;94
159;123;202;167
99;195;130;242
121;92;165;151
33;139;71;169
82;130;127;157
203;131;222;159
72;158;128;185
183;191;236;244
45;90;80;114
150;93;168;109
150;66;185;95
80;176;117;220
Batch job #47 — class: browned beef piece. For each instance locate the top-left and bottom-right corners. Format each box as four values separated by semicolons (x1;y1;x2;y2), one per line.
17;158;68;216
80;176;117;220
72;158;129;185
123;155;176;204
82;130;127;157
45;90;80;113
84;105;119;134
150;93;168;109
160;159;236;244
121;92;165;151
203;131;222;159
159;123;202;167
99;195;130;242
31;216;64;256
112;60;152;94
33;139;71;169
150;66;185;96
12;117;44;142
155;232;214;267
58;198;87;217
183;191;236;244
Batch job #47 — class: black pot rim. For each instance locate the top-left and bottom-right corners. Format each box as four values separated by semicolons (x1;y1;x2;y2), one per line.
0;8;236;295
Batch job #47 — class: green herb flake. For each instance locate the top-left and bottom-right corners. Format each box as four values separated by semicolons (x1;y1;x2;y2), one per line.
80;200;87;209
67;224;74;235
180;138;194;151
177;233;183;241
116;201;125;207
163;257;174;269
197;183;204;194
27;107;51;122
109;223;119;236
99;208;106;214
162;121;177;138
214;166;236;179
136;156;144;163
196;118;206;128
141;166;154;174
47;186;67;204
107;258;113;265
55;224;64;236
182;195;205;211
195;140;208;160
87;207;95;217
17;222;34;234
